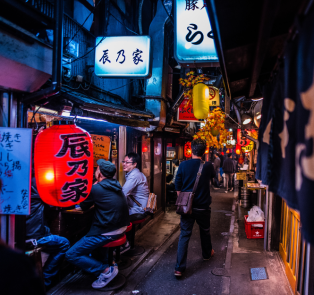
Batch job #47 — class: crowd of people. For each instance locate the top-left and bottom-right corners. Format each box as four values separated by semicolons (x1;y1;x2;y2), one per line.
24;152;150;290
2;139;248;292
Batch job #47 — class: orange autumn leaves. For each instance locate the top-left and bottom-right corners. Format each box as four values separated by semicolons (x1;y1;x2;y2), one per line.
193;107;232;149
179;71;210;109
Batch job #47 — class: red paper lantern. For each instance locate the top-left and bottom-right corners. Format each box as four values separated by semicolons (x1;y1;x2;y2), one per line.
35;123;93;207
184;142;192;158
236;144;241;155
142;146;148;153
221;152;224;155
237;129;250;146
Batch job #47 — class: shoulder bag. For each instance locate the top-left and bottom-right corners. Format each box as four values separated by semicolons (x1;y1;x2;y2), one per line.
175;162;204;215
129;193;157;214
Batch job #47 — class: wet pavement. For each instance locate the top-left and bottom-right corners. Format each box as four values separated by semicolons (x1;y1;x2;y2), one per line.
118;189;234;295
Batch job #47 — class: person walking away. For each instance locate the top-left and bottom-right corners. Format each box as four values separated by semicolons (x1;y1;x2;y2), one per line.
66;160;129;289
26;172;70;289
174;138;216;276
213;152;221;189
222;154;235;193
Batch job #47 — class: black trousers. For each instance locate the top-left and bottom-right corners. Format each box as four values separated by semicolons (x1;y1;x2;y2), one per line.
175;208;212;272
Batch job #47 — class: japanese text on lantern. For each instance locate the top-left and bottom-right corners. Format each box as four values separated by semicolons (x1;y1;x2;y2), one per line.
0;127;32;215
56;133;91;203
91;134;111;166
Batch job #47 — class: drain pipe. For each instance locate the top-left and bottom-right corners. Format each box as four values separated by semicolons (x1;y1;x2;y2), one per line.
22;0;63;105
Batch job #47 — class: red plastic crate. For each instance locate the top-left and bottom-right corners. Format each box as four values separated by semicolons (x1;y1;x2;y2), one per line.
244;215;264;239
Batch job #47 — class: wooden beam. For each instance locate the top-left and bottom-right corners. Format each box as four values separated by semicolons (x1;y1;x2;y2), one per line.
76;0;95;13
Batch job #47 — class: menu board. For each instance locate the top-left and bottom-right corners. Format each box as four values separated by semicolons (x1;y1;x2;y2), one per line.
0;127;32;215
91;134;111;166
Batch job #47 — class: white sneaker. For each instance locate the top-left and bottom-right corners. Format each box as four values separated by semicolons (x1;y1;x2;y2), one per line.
92;266;118;289
225;191;228;193
120;241;131;254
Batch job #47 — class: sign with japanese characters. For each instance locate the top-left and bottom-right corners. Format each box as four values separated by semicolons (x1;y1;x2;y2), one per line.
175;0;218;63
91;134;111;166
177;99;202;122
95;36;152;78
34;125;93;207
0;127;32;215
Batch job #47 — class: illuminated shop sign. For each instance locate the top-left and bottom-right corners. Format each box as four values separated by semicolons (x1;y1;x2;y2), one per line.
95;36;152;78
175;0;218;63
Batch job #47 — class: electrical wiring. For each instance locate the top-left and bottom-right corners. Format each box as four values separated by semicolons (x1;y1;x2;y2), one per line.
108;80;135;92
162;0;174;24
64;0;105;48
110;13;139;35
64;36;106;65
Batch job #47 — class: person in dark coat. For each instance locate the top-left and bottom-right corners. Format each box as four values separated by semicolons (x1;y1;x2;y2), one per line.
66;159;130;289
222;154;235;193
26;175;70;288
174;139;216;276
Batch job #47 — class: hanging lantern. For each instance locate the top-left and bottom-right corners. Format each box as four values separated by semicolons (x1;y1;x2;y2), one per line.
184;142;192;158
142;146;148;153
237;129;250;146
208;86;220;107
35;123;93;207
193;83;210;119
236;144;241;155
221;152;224;155
210;127;220;136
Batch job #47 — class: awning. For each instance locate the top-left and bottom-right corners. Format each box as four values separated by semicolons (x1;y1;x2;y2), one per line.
60;87;154;128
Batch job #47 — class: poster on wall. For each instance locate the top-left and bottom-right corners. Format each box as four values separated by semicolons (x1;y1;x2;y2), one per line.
95;36;152;78
174;0;218;64
0;127;32;215
177;99;202;122
91;134;111;166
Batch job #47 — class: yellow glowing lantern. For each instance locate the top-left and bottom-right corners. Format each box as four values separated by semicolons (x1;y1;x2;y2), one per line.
208;86;220;107
193;83;210;119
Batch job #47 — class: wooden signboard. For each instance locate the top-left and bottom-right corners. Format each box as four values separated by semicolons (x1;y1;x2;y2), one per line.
236;172;247;181
91;134;111;166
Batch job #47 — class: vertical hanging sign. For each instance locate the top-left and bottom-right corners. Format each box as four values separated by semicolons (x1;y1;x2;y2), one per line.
0;127;32;215
175;0;218;64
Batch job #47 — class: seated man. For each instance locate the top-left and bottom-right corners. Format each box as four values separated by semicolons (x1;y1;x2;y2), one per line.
122;152;149;221
66;159;129;289
26;174;70;289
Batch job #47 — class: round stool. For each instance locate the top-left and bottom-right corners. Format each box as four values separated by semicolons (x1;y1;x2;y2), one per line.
118;223;133;270
127;219;146;256
101;234;126;291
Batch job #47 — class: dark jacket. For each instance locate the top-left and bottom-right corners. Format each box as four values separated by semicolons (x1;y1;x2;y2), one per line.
0;244;46;295
80;178;130;236
175;159;215;209
222;158;235;173
26;177;50;240
213;157;221;171
219;155;224;167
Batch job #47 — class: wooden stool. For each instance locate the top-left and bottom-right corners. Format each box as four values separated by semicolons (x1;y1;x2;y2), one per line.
117;223;133;270
128;219;146;256
100;235;126;291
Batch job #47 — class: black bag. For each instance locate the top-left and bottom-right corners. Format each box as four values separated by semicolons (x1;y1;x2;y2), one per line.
175;162;204;215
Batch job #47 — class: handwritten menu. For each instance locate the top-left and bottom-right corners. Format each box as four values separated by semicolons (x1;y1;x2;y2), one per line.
91;134;111;166
0;127;32;215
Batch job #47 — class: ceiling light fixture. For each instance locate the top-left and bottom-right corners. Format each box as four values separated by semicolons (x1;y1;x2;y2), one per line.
242;114;252;125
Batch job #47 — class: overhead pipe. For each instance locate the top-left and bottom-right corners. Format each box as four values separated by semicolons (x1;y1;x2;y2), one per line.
171;89;185;114
233;104;242;126
204;0;231;98
22;0;63;105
